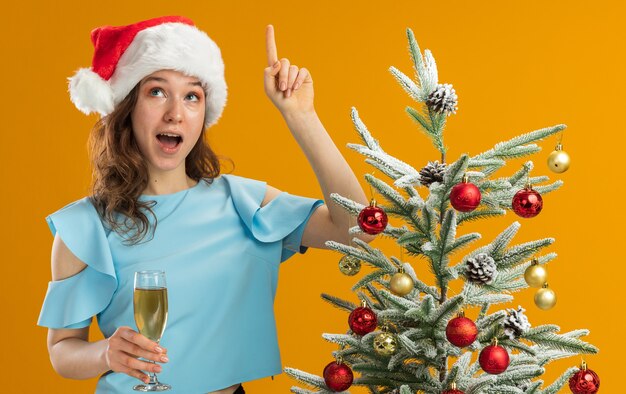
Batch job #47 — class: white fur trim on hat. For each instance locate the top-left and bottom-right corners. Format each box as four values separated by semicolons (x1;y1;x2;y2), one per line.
68;68;115;116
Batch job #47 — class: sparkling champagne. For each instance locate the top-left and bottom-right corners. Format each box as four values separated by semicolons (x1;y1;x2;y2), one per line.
133;287;168;342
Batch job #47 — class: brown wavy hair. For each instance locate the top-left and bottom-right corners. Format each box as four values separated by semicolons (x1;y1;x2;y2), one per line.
88;83;232;245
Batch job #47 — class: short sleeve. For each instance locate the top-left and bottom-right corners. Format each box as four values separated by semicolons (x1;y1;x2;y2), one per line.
38;198;118;329
222;174;324;262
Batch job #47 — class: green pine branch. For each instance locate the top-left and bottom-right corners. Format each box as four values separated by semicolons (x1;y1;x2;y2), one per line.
321;333;361;349
351;271;389;292
405;105;446;155
526;381;544;394
320;293;357;313
540;366;578;394
473;125;566;161
523;331;599;354
457;208;506;224
364;283;388;310
430;295;464;328
465;376;498;394
284;368;329;392
289;387;326;394
389;66;422;102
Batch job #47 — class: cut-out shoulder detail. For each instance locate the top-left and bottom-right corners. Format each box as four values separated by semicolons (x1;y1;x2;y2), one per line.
38;197;117;329
261;184;282;207
51;234;87;281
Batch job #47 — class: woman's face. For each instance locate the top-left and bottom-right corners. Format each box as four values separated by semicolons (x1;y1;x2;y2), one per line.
131;69;206;177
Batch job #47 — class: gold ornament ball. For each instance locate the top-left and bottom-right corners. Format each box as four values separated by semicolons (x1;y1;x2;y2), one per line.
534;286;557;310
547;147;570;173
524;264;548;288
390;272;414;296
339;256;361;276
373;332;397;356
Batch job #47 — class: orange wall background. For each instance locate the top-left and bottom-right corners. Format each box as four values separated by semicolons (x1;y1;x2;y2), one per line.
1;1;622;392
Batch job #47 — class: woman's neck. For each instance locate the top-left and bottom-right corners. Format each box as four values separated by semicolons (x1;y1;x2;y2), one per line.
142;174;198;196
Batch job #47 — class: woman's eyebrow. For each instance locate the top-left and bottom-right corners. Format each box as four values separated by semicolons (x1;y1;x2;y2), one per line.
142;77;202;87
142;76;167;84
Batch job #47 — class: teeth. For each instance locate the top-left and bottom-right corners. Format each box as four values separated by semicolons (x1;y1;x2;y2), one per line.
159;133;182;138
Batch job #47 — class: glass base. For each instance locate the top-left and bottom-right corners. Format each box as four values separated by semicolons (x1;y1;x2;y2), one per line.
133;382;171;392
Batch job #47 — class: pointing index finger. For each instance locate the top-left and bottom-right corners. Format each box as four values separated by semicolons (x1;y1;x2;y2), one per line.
266;24;278;67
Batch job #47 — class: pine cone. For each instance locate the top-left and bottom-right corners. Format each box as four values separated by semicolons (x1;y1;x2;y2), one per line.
419;161;446;186
502;306;531;340
465;253;497;284
426;83;458;116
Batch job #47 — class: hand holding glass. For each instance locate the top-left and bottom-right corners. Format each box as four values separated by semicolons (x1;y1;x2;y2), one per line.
133;270;171;391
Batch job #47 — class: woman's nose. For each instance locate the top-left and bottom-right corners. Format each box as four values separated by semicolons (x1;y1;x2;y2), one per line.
164;100;183;123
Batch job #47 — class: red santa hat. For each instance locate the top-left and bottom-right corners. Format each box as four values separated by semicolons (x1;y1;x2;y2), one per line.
68;16;227;127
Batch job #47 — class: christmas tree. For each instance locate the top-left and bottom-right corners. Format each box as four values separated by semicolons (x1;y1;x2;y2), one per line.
285;30;599;394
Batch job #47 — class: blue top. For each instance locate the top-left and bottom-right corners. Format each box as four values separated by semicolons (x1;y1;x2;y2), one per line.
38;174;324;393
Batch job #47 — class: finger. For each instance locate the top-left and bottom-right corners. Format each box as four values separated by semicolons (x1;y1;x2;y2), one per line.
122;354;163;374
121;366;150;383
120;327;165;354
293;67;310;90
264;64;282;95
265;60;281;79
278;58;290;91
287;65;298;89
108;353;160;381
121;340;170;363
284;65;298;98
265;25;278;67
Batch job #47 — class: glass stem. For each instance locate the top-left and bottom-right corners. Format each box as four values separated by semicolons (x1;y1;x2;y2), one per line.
147;360;159;385
147;338;161;385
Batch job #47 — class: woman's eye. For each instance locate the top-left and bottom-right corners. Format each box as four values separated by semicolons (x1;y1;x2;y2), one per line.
149;88;164;97
186;92;201;101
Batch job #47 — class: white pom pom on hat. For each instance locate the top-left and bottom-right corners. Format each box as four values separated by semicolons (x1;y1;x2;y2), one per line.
68;16;227;128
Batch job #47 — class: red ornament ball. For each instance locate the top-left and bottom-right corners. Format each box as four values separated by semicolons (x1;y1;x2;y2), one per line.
446;316;478;347
323;361;354;392
358;203;388;235
479;343;510;374
450;180;481;212
512;187;543;218
569;364;600;394
348;305;378;335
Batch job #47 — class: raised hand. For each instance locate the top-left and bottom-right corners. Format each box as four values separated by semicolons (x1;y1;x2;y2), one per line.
264;25;315;116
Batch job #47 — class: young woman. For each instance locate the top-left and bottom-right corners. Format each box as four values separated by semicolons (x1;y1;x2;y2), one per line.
38;16;372;394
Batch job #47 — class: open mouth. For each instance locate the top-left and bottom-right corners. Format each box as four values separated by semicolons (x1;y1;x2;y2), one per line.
156;133;183;149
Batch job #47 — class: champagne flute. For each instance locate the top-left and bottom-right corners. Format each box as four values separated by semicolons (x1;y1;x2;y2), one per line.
133;270;171;391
